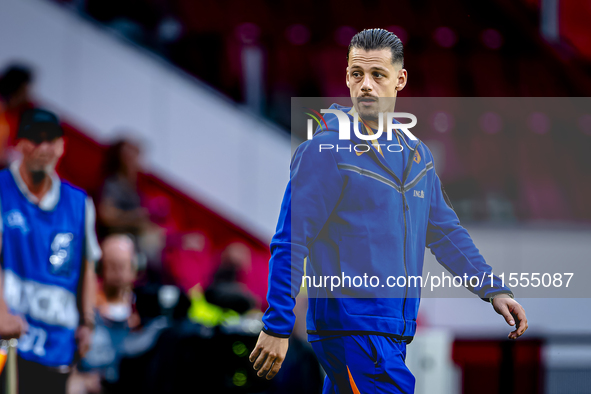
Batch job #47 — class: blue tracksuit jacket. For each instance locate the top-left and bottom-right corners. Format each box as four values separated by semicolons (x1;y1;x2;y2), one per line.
262;103;512;342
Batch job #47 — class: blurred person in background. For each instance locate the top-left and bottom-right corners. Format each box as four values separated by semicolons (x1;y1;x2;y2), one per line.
188;242;258;326
205;242;257;313
250;28;529;393
0;64;34;167
0;108;101;394
98;139;148;237
95;234;139;326
98;138;165;272
69;234;139;394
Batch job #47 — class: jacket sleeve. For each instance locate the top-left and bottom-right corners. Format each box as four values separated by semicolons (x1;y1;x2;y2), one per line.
262;139;344;337
426;173;513;300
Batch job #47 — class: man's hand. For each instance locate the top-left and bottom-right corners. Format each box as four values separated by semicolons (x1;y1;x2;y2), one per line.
249;331;289;380
492;294;528;340
76;325;93;358
0;311;26;339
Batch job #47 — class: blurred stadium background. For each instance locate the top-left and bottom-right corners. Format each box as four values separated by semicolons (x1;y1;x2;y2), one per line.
0;0;590;392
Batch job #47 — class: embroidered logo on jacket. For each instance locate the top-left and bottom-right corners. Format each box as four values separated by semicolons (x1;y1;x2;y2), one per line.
413;150;421;164
413;190;424;199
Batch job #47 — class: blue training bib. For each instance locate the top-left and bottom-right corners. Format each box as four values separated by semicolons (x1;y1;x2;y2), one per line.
0;169;86;367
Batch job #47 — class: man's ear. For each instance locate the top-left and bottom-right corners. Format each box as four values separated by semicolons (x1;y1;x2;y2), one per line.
346;67;350;87
396;68;408;92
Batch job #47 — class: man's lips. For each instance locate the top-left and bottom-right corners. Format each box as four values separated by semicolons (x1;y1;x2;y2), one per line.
358;97;377;105
358;97;376;102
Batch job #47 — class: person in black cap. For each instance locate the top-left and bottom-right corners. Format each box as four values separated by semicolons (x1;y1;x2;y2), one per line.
0;108;102;394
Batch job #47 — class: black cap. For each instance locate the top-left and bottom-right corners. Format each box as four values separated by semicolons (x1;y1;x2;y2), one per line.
17;108;63;143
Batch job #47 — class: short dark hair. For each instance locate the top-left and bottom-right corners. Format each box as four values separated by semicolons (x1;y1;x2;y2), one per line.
347;28;404;67
0;64;32;101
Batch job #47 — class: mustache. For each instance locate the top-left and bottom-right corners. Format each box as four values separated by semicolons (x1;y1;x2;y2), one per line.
356;95;378;102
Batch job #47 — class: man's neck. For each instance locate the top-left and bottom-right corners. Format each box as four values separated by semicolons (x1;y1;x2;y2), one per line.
364;119;380;131
18;162;52;202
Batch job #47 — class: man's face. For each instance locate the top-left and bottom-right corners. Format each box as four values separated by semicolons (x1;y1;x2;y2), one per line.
120;141;141;173
346;48;407;122
17;135;64;174
102;244;136;289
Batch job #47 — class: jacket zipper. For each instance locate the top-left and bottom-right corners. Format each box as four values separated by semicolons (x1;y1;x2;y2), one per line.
368;140;420;338
401;191;408;335
400;141;419;336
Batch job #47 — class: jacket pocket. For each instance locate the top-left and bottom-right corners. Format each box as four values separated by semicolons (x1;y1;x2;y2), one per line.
351;335;379;365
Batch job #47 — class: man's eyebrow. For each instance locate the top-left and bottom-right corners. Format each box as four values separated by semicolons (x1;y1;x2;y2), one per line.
349;64;390;72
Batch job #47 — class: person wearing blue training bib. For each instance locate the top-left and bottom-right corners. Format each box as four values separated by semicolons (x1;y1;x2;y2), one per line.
0;108;101;394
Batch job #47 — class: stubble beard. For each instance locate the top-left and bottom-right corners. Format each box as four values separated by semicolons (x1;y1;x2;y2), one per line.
357;107;380;124
30;169;47;185
27;161;56;185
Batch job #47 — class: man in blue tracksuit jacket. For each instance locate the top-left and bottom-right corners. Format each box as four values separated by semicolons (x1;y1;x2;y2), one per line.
250;29;529;393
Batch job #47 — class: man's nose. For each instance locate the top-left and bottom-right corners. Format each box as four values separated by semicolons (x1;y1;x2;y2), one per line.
35;141;53;152
361;74;373;92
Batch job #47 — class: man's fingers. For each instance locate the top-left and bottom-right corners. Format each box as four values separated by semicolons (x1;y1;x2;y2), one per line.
504;303;528;340
257;353;277;378
497;304;515;326
249;345;262;363
252;349;268;371
511;305;529;337
249;332;289;379
266;359;283;380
